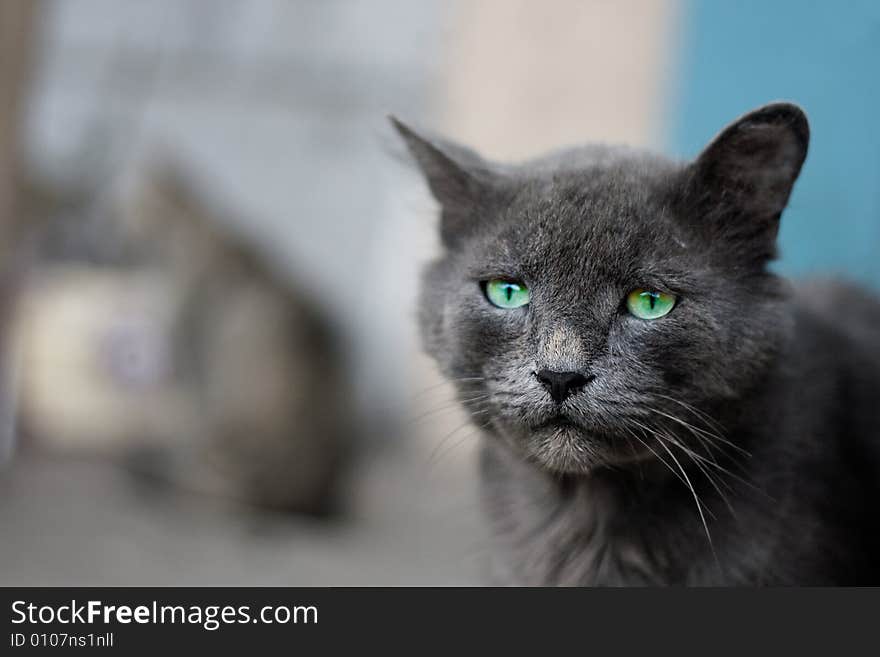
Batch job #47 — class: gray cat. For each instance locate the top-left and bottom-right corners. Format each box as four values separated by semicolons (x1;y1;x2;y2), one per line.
393;103;880;585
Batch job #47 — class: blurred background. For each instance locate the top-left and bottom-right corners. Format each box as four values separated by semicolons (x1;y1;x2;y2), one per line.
0;0;877;585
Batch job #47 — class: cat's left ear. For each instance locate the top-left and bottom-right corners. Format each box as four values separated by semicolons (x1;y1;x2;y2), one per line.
390;116;495;247
685;102;809;252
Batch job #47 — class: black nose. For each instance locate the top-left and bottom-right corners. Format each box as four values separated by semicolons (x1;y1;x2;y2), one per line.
535;369;592;404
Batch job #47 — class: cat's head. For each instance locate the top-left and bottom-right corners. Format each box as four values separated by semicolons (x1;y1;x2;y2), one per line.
394;103;808;474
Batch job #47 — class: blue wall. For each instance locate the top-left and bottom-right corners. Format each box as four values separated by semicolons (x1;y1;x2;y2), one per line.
670;0;880;287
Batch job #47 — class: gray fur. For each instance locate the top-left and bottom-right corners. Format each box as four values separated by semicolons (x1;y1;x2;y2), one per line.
393;104;880;585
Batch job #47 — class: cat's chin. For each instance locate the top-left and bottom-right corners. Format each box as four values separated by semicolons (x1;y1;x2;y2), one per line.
517;418;653;475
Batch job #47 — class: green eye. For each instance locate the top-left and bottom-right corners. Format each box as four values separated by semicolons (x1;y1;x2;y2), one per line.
485;279;530;309
626;289;676;320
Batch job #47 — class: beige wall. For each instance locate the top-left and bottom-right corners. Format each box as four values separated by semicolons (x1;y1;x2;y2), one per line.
440;0;681;159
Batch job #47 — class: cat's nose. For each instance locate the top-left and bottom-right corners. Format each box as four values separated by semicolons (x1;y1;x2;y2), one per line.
535;369;593;404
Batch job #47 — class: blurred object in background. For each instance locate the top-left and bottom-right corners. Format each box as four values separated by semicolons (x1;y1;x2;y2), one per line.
0;0;36;246
11;164;350;514
21;0;444;437
0;0;39;467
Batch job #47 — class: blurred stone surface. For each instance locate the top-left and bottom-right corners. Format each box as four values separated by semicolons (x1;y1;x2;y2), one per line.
0;445;486;585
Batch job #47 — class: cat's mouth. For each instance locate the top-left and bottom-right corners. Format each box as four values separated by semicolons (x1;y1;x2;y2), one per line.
523;413;649;473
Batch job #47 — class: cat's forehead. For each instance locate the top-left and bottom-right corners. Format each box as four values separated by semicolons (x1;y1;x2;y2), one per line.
481;168;685;278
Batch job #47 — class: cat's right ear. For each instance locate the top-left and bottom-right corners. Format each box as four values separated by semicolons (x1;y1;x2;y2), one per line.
390;116;493;246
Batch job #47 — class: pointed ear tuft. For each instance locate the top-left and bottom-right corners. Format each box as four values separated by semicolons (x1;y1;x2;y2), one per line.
389;116;493;246
685;102;809;257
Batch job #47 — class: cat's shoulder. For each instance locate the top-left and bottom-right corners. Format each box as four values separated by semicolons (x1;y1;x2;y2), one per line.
791;278;880;337
787;278;880;382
